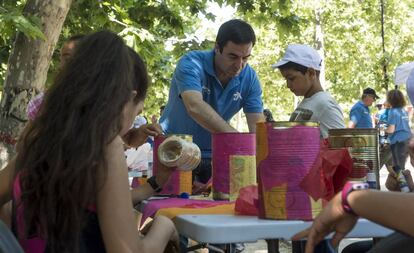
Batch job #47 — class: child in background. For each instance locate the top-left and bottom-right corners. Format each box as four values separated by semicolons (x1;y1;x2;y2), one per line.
272;44;345;139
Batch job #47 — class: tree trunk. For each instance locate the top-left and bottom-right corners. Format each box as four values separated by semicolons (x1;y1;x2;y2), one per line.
0;0;72;169
314;5;326;89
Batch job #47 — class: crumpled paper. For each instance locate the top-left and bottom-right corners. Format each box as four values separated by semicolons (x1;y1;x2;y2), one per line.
300;142;353;201
234;185;258;216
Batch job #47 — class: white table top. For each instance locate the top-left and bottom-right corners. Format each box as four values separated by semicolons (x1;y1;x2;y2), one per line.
174;214;393;244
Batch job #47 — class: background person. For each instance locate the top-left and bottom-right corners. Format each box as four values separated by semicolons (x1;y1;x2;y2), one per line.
385;89;412;171
27;35;84;121
348;88;379;128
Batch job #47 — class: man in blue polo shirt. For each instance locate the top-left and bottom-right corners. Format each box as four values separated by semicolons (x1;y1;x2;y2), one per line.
159;19;264;188
348;88;379;128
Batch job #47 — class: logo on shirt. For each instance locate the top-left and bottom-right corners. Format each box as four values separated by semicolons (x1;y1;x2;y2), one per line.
233;92;242;101
289;108;313;121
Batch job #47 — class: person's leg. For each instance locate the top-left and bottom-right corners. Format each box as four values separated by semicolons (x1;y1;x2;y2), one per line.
394;141;409;170
379;144;393;171
390;143;398;168
367;232;414;253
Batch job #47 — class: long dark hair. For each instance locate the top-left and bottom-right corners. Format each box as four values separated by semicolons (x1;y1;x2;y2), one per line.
387;89;406;108
15;31;148;252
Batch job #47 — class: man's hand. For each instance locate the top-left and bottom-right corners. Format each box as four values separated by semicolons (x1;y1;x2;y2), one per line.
122;123;162;148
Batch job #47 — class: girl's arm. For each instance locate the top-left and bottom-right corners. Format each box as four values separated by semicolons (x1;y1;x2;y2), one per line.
348;190;414;236
97;136;177;253
292;190;414;253
0;157;15;206
0;158;15;226
130;162;173;205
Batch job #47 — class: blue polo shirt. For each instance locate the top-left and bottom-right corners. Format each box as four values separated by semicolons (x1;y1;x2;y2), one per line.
349;101;372;128
388;108;412;144
159;50;263;158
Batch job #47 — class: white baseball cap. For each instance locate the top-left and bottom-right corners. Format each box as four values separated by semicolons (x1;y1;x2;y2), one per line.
271;44;322;70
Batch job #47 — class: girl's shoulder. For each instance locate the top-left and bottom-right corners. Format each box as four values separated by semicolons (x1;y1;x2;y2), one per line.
107;136;124;151
105;136;127;168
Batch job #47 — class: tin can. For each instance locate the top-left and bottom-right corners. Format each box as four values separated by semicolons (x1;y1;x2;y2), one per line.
257;122;322;220
212;132;256;201
271;121;319;129
158;135;201;171
153;134;197;195
328;128;379;188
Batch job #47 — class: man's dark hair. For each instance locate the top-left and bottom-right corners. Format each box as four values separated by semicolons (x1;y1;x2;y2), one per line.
67;34;85;43
278;61;320;77
216;19;256;53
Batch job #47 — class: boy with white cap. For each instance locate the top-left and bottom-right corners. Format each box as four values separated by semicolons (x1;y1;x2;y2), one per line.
272;44;345;138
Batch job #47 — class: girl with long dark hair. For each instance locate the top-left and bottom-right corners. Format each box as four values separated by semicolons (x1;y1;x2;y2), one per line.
386;89;412;170
0;31;178;253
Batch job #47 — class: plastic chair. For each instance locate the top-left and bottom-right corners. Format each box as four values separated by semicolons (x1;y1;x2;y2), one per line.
0;220;24;253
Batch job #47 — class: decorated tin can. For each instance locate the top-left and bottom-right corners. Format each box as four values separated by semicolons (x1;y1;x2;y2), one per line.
328;128;379;188
153;135;196;195
256;121;323;220
212;132;256;201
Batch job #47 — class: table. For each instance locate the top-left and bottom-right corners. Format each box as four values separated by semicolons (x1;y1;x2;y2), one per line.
174;214;393;253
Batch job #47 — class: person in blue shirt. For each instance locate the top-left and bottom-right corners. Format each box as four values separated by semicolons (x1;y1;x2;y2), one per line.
374;100;394;172
385;89;412;170
159;19;264;187
348;88;379;128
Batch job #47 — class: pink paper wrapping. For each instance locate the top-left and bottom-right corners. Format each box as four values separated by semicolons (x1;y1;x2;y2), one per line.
212;133;256;200
153;135;192;195
257;123;321;220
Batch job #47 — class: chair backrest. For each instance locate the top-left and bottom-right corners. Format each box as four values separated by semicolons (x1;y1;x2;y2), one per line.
0;220;24;253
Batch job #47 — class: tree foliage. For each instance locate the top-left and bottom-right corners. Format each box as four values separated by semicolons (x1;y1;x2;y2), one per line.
0;0;213;118
0;0;45;90
231;0;414;121
2;0;414;121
